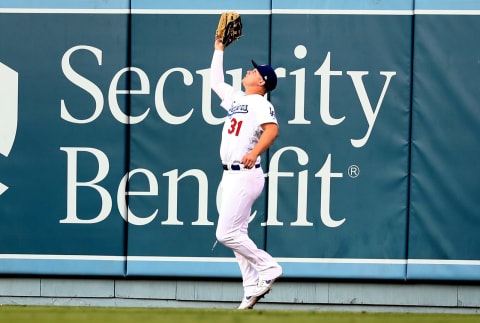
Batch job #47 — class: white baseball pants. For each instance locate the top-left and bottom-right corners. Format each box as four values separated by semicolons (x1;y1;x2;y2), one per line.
216;167;282;295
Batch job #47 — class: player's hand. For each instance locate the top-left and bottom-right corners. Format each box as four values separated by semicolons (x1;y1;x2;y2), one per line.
214;39;225;51
241;152;258;169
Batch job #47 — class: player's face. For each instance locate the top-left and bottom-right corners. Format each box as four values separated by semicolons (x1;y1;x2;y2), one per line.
242;68;264;87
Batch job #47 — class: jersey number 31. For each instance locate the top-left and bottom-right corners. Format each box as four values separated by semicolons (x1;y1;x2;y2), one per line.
228;117;243;136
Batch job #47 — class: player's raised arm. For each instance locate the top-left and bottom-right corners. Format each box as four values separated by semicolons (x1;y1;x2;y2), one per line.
211;11;242;100
210;40;228;99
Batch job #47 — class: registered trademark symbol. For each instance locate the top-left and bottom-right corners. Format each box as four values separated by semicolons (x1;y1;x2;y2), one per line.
348;165;360;178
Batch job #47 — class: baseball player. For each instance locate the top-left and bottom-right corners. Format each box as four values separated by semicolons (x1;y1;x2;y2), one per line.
210;39;282;310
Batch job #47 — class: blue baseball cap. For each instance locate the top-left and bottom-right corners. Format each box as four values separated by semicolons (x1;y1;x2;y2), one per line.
251;60;277;92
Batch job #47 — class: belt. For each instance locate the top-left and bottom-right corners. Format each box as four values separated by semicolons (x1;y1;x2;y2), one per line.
222;163;261;171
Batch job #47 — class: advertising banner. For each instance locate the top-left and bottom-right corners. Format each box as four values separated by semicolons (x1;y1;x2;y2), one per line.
0;0;478;281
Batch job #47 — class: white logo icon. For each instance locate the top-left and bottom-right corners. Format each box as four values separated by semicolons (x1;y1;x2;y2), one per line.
0;61;19;196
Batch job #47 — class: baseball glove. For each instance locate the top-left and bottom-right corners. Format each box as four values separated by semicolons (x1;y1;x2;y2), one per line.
215;12;243;47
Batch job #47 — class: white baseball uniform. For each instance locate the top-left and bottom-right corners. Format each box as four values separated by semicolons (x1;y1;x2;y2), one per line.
210;50;282;296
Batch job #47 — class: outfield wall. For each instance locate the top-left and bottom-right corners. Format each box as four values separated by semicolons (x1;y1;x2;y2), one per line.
0;0;479;282
1;278;480;312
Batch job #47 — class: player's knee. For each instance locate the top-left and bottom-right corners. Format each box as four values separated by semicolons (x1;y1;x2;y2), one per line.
215;231;229;245
216;231;235;247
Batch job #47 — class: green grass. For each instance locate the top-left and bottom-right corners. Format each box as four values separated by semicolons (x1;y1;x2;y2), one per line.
0;306;479;323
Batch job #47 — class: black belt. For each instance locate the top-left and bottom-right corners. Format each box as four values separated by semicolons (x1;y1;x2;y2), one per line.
222;164;261;171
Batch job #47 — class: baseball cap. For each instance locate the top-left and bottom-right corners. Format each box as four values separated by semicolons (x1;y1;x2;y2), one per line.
251;60;277;92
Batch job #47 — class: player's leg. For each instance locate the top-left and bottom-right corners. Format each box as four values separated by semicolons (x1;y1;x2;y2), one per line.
216;171;259;309
216;169;282;297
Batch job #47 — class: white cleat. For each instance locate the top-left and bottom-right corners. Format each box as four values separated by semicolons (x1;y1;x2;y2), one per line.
237;295;259;310
251;278;277;298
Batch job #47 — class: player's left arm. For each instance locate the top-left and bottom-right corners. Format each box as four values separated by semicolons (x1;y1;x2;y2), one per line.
210;40;230;100
241;123;278;168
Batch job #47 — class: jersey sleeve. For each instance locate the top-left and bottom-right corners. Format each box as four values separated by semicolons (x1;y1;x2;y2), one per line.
210;50;234;103
210;50;241;112
256;100;278;126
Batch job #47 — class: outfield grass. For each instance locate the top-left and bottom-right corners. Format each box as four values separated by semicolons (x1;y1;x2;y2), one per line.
0;306;479;323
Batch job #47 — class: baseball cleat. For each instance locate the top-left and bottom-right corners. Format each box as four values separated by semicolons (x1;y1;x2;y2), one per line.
251;278;277;298
237;295;258;310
